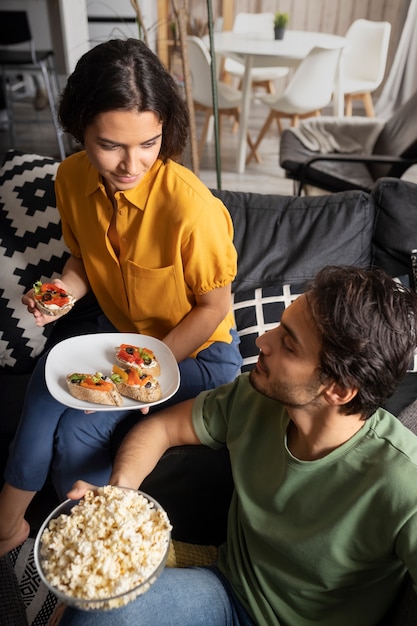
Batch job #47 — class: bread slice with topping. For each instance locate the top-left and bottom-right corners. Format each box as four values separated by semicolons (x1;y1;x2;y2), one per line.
111;364;162;403
33;281;75;317
66;372;123;406
115;344;161;377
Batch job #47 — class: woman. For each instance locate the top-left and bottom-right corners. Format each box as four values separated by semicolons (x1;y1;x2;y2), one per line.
0;39;241;557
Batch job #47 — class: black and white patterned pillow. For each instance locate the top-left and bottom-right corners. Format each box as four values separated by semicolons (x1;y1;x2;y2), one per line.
0;151;68;373
233;277;417;375
8;539;59;626
233;282;306;372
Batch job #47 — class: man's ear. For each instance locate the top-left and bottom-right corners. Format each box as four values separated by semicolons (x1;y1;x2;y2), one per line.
324;382;358;407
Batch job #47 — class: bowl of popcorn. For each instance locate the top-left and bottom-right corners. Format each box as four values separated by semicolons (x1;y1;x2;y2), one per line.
34;485;172;611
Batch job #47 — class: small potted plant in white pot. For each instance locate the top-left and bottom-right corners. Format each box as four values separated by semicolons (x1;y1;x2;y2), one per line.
273;12;289;40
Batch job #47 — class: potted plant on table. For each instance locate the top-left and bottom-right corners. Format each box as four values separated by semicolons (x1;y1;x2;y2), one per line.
273;12;289;40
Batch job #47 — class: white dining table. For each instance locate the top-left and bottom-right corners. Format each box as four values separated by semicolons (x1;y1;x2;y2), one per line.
209;30;347;173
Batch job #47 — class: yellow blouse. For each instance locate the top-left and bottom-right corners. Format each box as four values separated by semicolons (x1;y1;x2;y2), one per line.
55;152;237;356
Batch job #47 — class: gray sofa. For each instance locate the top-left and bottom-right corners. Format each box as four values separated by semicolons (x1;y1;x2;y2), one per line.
1;150;417;624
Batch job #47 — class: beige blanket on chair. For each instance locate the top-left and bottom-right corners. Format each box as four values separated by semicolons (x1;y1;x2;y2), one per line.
291;116;385;154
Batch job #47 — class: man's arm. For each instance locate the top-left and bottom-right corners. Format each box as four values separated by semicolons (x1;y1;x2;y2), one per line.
67;398;200;498
111;399;199;488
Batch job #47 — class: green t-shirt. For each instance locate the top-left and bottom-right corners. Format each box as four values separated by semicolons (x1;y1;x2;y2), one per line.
192;373;417;626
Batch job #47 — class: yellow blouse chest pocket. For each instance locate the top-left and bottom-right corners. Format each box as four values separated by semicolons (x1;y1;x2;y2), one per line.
125;261;189;334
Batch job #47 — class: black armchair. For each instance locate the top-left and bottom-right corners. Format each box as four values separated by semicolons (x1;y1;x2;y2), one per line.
279;90;417;195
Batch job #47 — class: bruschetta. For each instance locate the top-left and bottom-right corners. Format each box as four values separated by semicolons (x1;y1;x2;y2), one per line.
115;344;161;377
33;280;75;317
110;364;162;403
66;372;123;406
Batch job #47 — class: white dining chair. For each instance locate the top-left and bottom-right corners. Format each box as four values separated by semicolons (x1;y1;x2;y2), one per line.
247;45;343;164
341;19;391;117
187;35;255;160
223;12;289;94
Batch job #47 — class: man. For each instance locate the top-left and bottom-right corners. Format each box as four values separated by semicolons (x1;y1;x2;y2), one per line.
61;266;417;626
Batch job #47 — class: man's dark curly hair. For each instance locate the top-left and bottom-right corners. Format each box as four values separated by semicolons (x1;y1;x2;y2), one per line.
306;266;417;419
58;38;189;161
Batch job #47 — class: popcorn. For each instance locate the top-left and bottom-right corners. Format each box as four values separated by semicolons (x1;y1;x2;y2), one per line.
38;486;171;609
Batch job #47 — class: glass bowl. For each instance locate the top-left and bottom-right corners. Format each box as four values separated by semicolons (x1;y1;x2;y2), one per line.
34;486;171;611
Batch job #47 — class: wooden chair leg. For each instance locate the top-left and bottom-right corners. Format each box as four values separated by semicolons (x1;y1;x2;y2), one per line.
246;110;276;164
198;111;212;160
362;92;375;117
246;134;262;164
229;106;240;133
234;108;240;127
266;80;276;94
345;94;353;116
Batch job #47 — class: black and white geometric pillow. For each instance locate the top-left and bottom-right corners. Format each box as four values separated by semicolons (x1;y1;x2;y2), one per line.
233;282;306;372
8;539;59;626
233;278;417;375
0;151;68;373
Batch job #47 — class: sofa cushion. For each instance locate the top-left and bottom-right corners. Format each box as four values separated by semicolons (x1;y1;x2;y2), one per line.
0;151;67;374
212;189;375;293
372;177;417;290
371;178;417;415
213;188;375;371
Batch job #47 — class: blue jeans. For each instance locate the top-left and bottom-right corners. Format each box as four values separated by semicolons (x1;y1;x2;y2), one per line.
4;330;242;500
59;566;256;626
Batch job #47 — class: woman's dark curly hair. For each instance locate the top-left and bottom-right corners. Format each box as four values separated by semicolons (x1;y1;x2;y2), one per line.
306;266;417;419
58;38;189;161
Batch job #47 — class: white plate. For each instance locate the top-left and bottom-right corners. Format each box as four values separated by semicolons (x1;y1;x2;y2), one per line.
45;333;180;411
